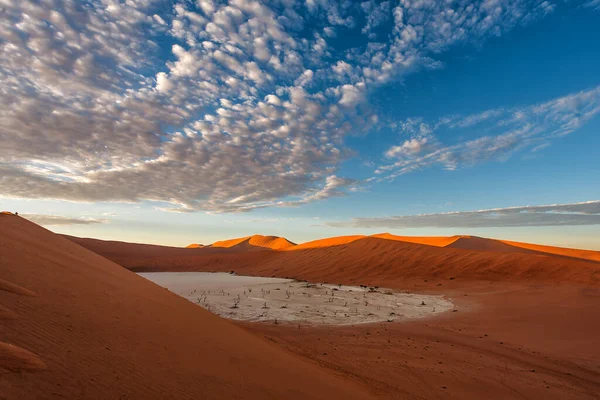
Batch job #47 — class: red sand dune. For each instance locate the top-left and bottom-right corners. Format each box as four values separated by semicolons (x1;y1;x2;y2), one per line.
500;239;600;262
294;234;600;266
371;233;600;262
370;232;461;247
37;222;600;398
210;234;296;250
258;237;600;287
293;235;366;249
185;243;204;248
64;230;600;399
445;235;542;254
0;214;374;399
69;233;600;286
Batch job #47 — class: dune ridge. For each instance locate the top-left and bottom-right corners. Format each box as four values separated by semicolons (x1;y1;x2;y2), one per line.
209;234;296;250
185;243;204;249
292;235;366;249
500;239;600;262
370;233;461;247
0;214;374;399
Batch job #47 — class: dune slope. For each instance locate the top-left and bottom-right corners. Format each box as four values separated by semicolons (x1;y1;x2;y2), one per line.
0;215;373;399
445;236;542;254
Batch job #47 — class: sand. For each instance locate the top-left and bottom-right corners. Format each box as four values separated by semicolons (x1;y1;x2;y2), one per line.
139;272;454;325
0;214;375;399
247;282;600;400
61;230;600;399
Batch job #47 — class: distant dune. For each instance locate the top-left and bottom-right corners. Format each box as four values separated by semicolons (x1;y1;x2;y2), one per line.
370;233;461;247
185;243;204;248
209;234;296;251
293;235;366;249
0;214;374;399
500;239;600;262
445;235;542;254
64;231;600;286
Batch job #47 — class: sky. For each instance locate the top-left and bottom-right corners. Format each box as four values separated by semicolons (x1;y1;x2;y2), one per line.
1;0;599;249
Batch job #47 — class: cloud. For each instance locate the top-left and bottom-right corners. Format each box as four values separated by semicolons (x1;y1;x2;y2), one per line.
22;214;108;226
325;201;600;229
0;0;568;212
377;85;600;179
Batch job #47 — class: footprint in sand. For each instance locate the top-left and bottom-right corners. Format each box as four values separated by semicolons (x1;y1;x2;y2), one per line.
0;278;38;297
0;342;46;372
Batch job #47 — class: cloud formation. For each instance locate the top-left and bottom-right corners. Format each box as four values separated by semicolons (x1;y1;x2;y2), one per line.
0;0;563;212
23;214;108;226
325;201;600;229
377;86;600;179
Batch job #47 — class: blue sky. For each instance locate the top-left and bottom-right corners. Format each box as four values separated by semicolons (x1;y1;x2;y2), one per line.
1;0;599;248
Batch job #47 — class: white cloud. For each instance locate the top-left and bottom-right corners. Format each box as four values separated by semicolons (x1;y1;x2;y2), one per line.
23;214;108;226
325;201;600;228
155;72;174;92
378;86;600;179
0;0;576;213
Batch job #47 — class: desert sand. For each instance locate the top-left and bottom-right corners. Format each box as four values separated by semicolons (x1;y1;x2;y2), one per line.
61;230;600;399
0;214;376;399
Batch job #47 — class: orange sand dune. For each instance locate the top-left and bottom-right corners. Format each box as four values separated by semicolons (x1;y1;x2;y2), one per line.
68;233;600;286
0;215;374;399
185;243;204;248
210;234;296;250
55;228;600;399
371;233;600;263
445;235;543;254
371;232;461;247
293;235;366;249
500;239;600;262
251;237;600;287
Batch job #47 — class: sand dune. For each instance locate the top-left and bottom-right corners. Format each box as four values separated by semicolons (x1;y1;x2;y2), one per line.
210;234;296;250
0;214;374;399
445;235;542;254
30;220;600;399
500;239;600;262
255;237;600;287
370;233;461;247
185;243;204;248
293;235;366;249
68;233;600;286
371;233;600;262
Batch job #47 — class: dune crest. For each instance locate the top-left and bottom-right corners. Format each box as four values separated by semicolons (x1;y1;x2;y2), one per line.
500;239;600;262
185;243;205;249
210;234;296;250
371;233;461;247
293;235;366;250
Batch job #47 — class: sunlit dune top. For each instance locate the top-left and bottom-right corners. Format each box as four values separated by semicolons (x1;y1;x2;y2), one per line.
500;240;600;262
210;234;296;250
292;235;366;250
185;243;205;249
370;233;462;247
